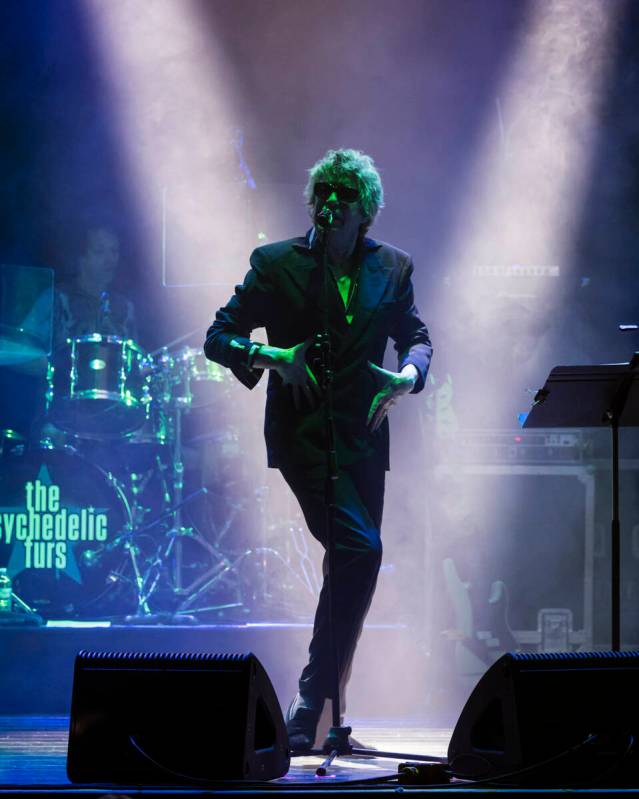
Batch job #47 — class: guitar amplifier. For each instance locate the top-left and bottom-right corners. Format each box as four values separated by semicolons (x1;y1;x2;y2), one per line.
434;462;595;645
451;429;586;464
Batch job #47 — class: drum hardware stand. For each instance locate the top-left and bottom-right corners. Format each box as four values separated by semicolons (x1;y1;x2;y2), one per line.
119;488;208;625
76;470;157;621
154;453;174;512
252;484;300;611
172;498;246;615
117;334;291;622
238;487;319;617
289;521;323;598
164;384;198;596
82;518;156;622
114;530;153;618
120;374;224;622
148;327;202;359
121;379;199;623
174;547;246;616
126;468;164;528
110;401;210;624
158;358;245;618
249;485;322;609
237;546;318;619
107;472;168;622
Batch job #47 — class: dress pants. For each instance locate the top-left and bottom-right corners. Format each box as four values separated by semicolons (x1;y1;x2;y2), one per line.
280;457;385;706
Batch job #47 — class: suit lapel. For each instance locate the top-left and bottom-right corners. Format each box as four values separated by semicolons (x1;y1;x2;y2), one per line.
284;234;390;343
339;243;391;349
285;240;320;306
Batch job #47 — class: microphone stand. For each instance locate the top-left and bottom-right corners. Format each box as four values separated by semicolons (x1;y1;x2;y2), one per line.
313;218;345;755
307;218;440;776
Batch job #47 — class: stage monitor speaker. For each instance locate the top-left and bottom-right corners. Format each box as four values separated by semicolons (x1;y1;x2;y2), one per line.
67;650;290;784
448;650;639;786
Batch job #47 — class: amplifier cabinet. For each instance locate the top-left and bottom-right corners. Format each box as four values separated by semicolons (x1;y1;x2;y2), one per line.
433;464;595;647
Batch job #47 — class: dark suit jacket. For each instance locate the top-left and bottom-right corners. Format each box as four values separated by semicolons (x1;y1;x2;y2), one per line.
204;231;432;472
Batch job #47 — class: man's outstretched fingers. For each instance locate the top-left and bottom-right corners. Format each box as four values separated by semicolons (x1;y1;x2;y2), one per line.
367;397;378;427
369;398;385;430
371;404;386;432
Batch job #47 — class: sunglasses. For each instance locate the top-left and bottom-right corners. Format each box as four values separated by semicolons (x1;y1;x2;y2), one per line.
313;182;359;204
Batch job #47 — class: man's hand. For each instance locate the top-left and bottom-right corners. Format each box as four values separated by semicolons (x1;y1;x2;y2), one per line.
255;339;321;410
366;362;418;431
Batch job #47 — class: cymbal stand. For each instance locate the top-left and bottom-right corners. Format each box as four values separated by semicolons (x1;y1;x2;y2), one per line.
238;485;321;618
173;498;245;616
164;391;191;590
119;485;210;622
120;531;153;617
93;473;158;621
119;350;199;623
163;359;246;618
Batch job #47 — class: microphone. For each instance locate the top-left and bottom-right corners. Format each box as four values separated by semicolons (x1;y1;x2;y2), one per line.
316;207;334;229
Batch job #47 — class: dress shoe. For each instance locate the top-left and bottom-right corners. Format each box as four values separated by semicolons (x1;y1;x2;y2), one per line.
285;692;324;753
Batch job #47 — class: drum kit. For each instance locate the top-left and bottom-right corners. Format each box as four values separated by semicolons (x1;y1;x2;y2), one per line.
0;328;321;623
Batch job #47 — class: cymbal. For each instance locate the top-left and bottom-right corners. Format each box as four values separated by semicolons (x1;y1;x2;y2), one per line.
0;323;49;366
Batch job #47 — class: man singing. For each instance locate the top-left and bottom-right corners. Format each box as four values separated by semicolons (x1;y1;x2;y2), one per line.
204;148;432;751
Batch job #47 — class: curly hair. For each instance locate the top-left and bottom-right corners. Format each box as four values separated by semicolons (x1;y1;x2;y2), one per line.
304;148;385;228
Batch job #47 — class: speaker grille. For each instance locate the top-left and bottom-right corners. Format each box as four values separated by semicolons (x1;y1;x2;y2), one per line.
67;649;289;783
449;650;639;784
509;649;639;664
76;650;253;666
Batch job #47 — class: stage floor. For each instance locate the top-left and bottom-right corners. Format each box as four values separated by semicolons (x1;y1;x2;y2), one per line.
1;716;637;797
0;715;452;796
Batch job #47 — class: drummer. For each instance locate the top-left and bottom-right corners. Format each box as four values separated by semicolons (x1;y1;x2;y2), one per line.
1;226;136;442
39;225;139;446
55;225;137;343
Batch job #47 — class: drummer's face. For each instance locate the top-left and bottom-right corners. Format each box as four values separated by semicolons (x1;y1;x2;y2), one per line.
81;229;120;288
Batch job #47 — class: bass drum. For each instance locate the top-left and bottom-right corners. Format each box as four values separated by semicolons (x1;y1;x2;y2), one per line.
0;447;138;619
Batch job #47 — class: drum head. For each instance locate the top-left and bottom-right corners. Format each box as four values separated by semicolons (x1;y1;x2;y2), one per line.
50;396;146;439
174;346;231;409
0;447;136;618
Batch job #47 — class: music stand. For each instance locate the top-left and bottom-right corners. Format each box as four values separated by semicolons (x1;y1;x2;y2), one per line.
523;358;639;651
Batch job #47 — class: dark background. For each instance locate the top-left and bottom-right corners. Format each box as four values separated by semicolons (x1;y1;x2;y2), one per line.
0;0;638;664
0;0;637;359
